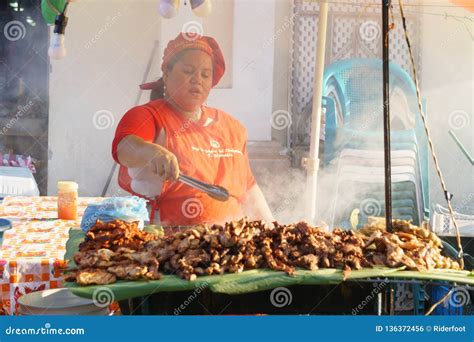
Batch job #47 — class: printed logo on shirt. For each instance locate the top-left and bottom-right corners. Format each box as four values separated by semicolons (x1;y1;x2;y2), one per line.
210;139;220;148
191;143;243;159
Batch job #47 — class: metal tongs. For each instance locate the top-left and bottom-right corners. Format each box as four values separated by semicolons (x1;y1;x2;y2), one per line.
178;173;229;201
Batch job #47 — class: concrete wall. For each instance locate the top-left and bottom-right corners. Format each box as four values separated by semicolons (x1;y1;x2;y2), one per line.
48;0;161;196
48;0;275;196
271;0;293;146
419;2;473;213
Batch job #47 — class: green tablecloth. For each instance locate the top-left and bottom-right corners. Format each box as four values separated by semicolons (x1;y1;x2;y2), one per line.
64;228;474;301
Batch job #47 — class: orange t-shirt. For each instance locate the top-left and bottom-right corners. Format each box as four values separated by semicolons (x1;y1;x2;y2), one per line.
112;99;256;226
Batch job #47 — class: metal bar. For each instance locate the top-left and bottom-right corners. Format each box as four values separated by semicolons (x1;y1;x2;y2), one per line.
389;285;395;315
377;292;382;315
449;130;474;165
347;278;474;289
382;0;393;232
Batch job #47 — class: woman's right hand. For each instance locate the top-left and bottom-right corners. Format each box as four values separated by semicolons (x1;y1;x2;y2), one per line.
116;135;180;181
149;144;180;181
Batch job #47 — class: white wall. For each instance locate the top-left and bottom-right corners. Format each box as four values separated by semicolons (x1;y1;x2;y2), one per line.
48;0;162;196
208;0;274;141
48;0;275;196
419;2;473;213
271;0;292;145
158;0;275;140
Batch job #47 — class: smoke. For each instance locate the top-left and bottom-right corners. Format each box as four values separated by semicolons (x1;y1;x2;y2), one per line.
247;157;305;224
314;152;386;229
422;82;473;216
257;90;427;229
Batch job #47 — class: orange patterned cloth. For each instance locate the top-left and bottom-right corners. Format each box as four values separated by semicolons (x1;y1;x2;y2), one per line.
0;196;103;315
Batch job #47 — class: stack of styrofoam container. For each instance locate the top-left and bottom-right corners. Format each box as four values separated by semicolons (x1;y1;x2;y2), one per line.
0;166;39;197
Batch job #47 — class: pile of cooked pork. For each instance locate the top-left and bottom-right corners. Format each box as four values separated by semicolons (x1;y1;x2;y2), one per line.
65;218;460;285
65;220;160;285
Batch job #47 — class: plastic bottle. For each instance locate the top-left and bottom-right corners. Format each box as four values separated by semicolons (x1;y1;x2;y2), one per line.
57;181;78;220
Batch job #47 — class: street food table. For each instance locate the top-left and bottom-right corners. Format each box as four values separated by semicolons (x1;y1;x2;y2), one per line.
2;196;472;315
65;228;474;315
68;269;474;315
0;196;103;315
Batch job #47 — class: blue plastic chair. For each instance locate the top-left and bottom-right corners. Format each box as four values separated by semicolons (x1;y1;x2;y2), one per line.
321;58;430;220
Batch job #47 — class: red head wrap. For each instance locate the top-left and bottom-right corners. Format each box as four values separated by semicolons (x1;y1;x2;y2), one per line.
140;32;225;96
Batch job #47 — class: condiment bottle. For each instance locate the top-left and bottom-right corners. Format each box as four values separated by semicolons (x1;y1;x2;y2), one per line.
57;181;78;220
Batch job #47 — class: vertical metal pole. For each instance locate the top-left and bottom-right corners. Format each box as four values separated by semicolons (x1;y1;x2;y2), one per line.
389;285;395;315
377;291;382;315
382;0;393;232
304;0;329;225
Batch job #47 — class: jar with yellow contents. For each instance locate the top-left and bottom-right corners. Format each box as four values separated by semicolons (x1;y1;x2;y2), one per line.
57;181;78;220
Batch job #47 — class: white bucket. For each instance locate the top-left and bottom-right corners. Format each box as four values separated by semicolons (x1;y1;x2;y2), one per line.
18;288;109;315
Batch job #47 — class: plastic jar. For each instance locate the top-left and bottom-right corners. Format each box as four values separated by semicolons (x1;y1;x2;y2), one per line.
57;181;78;220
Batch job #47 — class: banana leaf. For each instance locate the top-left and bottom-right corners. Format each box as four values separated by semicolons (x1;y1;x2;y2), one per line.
63;228;474;301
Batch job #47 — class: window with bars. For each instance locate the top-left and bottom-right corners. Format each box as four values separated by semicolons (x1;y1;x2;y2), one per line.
289;0;422;148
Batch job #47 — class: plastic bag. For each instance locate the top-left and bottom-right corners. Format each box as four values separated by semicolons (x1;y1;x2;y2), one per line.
80;196;149;232
0;153;36;173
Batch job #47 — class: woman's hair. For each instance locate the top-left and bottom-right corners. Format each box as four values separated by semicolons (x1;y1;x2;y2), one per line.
149;80;165;101
150;50;195;101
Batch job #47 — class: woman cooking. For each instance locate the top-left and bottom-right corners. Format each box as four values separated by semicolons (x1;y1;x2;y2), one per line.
112;32;274;228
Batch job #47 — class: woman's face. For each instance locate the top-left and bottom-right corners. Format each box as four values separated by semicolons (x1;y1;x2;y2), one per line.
164;50;213;113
